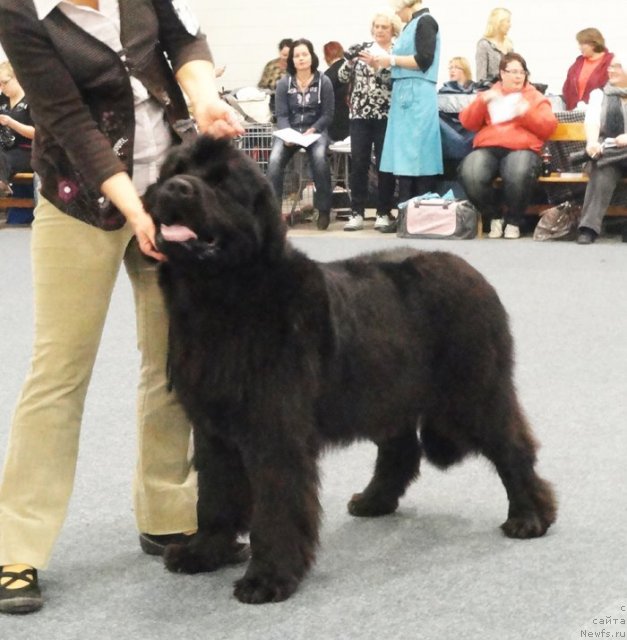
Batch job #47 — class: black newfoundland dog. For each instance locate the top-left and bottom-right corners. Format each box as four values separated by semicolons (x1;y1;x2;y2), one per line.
146;136;556;604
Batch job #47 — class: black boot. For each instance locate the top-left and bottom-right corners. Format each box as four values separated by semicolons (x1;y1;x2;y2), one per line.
316;210;330;230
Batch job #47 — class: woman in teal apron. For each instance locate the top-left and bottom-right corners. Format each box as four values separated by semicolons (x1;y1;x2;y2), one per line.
379;1;442;229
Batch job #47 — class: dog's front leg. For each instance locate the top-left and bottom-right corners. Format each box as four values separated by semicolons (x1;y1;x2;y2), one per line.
233;433;321;604
164;431;252;574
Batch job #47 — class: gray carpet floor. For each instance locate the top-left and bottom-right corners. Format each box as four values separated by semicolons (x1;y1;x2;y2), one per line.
1;225;626;639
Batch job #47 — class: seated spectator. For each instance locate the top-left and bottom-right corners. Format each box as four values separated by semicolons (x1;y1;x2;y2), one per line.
0;61;34;196
439;57;476;160
562;28;614;111
338;7;401;231
258;38;293;92
475;7;513;85
323;41;350;142
441;56;475;94
267;39;334;230
459;52;557;239
577;53;627;244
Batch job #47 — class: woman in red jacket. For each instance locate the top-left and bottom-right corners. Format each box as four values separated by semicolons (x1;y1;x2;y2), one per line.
459;52;557;239
562;28;613;112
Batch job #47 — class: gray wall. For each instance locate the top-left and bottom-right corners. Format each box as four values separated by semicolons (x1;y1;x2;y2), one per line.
190;0;622;96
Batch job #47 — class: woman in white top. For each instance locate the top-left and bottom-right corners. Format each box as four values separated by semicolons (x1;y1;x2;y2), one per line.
577;52;627;244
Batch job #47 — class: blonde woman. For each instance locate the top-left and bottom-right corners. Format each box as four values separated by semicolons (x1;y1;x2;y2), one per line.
438;57;476;160
442;56;474;91
338;8;401;231
476;7;513;84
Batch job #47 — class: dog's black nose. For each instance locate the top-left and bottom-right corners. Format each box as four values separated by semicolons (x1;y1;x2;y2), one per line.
163;176;196;200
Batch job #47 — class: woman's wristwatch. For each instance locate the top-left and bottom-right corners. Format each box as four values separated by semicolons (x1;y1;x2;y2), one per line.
389;55;397;67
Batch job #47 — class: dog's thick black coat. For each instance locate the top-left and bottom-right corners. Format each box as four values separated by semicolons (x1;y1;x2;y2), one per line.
147;136;556;604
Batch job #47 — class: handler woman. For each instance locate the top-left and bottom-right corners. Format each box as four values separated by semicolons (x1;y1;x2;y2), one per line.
376;0;443;231
0;0;242;614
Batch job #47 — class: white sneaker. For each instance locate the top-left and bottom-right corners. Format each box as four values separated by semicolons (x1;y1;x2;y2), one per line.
344;214;364;231
503;224;520;239
488;218;504;238
374;214;392;229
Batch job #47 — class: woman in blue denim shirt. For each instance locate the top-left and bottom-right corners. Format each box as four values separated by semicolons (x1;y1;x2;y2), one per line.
267;39;335;229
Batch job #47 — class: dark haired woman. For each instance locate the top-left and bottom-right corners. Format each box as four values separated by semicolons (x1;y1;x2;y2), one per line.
562;28;614;111
459;52;557;239
267;38;334;229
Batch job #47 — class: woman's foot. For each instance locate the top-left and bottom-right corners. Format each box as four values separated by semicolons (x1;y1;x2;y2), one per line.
503;224;520;239
0;564;43;614
488;218;504;238
577;227;597;245
139;531;195;556
316;210;330;230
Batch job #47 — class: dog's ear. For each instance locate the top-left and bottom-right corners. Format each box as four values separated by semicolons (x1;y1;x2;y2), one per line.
159;142;193;181
190;135;233;183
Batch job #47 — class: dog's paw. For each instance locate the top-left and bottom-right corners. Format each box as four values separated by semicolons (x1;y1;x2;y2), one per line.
164;541;250;574
163;543;204;573
233;574;299;604
347;492;399;517
500;514;551;539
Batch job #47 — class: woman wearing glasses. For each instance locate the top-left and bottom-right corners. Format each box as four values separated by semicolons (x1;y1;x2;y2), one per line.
0;61;34;197
458;52;556;239
438;57;476;162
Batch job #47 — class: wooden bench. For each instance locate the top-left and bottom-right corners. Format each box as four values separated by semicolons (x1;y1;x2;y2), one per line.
532;122;627;216
0;172;36;210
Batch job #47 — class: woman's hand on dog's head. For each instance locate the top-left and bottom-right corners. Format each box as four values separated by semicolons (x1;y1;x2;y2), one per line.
194;99;245;138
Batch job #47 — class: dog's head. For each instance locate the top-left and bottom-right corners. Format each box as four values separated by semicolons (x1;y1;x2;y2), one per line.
145;135;286;270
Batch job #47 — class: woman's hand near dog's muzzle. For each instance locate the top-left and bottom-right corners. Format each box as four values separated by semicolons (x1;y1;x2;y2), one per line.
101;172;166;261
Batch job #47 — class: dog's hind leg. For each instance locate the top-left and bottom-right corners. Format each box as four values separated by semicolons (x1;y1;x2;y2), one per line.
476;397;557;539
348;430;421;517
164;432;252;574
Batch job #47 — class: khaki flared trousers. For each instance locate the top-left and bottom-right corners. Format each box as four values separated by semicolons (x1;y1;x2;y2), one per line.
0;198;197;568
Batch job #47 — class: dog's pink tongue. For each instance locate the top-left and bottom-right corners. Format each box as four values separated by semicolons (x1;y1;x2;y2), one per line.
161;224;198;242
